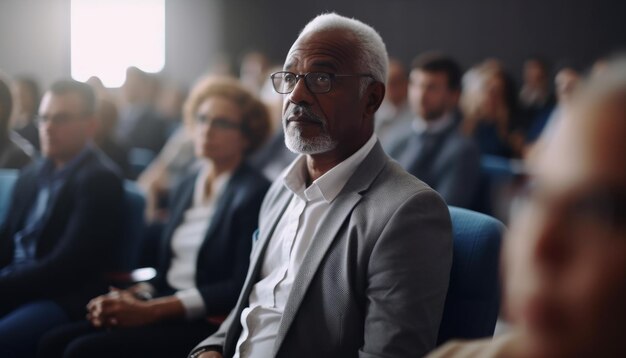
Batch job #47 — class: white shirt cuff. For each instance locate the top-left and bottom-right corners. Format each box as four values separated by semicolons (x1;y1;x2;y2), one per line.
175;288;206;320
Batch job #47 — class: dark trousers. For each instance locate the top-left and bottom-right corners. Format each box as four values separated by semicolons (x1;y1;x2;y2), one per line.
0;300;69;358
37;319;218;358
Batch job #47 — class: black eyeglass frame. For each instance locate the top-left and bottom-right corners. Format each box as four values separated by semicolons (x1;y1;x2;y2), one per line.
270;71;376;94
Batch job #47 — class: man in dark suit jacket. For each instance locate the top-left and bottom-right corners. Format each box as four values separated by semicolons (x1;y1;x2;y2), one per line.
0;80;124;357
389;53;480;208
190;13;452;358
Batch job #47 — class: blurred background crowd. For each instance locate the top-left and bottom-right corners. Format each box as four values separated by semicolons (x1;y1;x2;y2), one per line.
2;0;624;225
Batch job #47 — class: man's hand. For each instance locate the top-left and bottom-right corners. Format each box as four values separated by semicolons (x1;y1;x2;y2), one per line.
87;287;156;328
197;352;223;358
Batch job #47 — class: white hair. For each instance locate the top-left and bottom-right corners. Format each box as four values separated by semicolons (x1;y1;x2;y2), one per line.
292;13;389;93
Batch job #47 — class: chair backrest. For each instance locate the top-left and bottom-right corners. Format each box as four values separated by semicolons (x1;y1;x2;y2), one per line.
128;147;156;179
108;180;147;272
437;206;505;345
0;169;20;227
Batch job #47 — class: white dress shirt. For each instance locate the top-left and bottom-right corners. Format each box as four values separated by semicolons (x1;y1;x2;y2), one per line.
167;162;231;320
233;134;378;358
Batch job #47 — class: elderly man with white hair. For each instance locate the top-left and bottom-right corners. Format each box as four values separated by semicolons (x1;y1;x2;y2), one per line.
190;13;453;358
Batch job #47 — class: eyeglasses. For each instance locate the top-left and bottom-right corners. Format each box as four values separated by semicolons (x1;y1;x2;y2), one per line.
195;115;241;130
270;71;375;94
35;113;86;126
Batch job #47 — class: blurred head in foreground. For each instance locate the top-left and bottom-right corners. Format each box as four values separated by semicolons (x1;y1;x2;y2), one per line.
504;59;626;358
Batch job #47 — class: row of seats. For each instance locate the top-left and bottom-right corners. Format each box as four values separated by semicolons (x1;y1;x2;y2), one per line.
0;168;505;345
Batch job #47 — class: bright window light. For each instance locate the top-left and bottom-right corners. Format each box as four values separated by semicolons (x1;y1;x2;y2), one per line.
71;0;165;87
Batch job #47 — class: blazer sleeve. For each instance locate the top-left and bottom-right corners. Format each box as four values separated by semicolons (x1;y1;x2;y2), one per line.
360;189;453;358
189;306;238;356
0;168;124;298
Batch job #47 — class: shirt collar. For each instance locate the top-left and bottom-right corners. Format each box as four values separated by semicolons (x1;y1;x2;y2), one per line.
282;133;377;203
412;111;455;135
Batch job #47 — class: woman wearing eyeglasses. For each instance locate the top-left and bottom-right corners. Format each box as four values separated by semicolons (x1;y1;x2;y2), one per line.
38;76;271;358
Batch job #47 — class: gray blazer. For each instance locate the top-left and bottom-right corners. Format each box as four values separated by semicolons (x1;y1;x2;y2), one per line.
192;142;453;358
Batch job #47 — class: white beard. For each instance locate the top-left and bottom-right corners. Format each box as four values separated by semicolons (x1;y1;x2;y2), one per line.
284;123;338;155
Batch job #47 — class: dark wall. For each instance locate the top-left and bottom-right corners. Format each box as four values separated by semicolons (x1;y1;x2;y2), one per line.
1;0;624;88
221;0;626;80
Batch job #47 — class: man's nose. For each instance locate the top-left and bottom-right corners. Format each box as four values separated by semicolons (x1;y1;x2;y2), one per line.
287;76;314;105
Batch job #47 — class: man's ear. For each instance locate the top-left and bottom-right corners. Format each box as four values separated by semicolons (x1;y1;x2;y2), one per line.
364;81;385;117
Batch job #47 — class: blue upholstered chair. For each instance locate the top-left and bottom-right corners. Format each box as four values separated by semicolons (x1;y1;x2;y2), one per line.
0;169;20;226
437;206;505;345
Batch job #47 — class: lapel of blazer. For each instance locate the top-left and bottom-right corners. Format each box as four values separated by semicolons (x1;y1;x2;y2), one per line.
38;151;94;236
272;141;389;355
160;173;195;255
223;179;293;355
199;164;247;254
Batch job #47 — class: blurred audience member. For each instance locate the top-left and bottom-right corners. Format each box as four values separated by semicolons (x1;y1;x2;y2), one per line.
137;81;196;223
390;53;480;208
428;59;626;358
94;98;130;177
461;60;518;158
239;51;270;95
517;56;556;152
524;63;581;148
590;56;609;77
116;67;167;153
0;80;124;358
518;56;555;114
10;76;41;150
554;66;581;105
156;82;187;137
375;58;413;151
137;126;196;222
85;76;110;100
38;76;271;358
248;66;297;181
0;74;36;169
